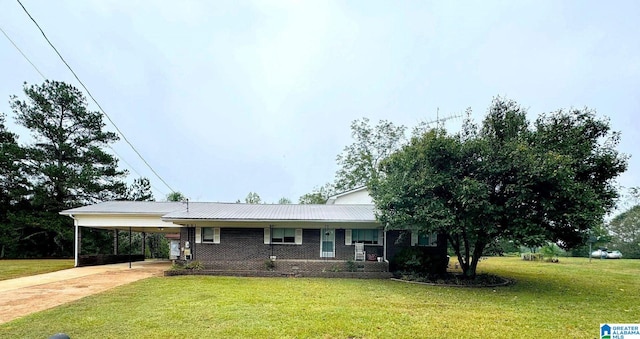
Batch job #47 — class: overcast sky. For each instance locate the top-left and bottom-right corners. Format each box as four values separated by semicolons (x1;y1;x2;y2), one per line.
1;0;639;206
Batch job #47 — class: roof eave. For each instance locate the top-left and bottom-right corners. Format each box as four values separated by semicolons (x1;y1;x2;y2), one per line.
60;211;177;217
162;218;379;224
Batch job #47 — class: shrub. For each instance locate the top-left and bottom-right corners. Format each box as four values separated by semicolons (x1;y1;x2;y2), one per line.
540;243;565;262
184;260;204;270
521;253;543;261
264;259;275;271
391;247;448;275
345;260;357;272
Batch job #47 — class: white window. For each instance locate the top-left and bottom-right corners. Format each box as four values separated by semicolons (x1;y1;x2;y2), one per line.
352;229;379;245
272;228;295;243
201;227;220;244
411;231;438;247
265;228;302;245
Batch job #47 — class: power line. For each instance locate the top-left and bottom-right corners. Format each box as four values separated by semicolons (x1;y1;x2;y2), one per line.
16;0;177;194
0;25;46;79
2;16;169;199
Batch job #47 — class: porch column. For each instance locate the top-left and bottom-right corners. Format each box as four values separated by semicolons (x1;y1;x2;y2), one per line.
113;230;119;255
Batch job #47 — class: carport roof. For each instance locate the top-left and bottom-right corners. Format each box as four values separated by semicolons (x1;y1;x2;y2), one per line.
60;201;185;215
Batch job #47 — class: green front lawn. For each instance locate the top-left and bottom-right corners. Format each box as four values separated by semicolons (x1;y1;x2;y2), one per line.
1;257;638;338
0;259;74;281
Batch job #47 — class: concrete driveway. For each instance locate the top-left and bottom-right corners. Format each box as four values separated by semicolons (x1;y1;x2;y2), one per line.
0;260;170;324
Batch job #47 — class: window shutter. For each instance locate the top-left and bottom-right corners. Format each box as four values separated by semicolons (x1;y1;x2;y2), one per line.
213;228;221;244
264;228;271;244
430;232;438;246
378;228;384;245
295;229;303;245
195;227;201;244
345;229;352;245
411;231;418;246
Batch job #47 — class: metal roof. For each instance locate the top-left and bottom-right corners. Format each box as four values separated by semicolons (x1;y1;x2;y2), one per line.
60;201;377;222
163;203;376;222
60;201;185;215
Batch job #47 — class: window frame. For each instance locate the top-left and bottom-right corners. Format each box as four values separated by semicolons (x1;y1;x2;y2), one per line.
200;227;220;244
414;231;438;247
351;229;380;245
266;228;302;245
271;228;296;244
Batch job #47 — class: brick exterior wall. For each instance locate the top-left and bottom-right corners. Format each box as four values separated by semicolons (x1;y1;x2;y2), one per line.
181;227;387;262
177;227;446;273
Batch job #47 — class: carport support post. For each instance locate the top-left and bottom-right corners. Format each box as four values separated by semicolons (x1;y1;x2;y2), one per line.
141;232;146;258
74;221;80;267
113;230;119;255
129;227;132;269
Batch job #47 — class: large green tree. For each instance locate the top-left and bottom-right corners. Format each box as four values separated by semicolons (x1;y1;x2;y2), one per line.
607;205;640;259
126;177;154;201
166;191;186;202
12;81;127;208
277;197;292;204
334;118;406;192
244;192;262;204
10;80;127;256
370;98;627;278
0;113;26;205
299;183;334;204
0;113;27;257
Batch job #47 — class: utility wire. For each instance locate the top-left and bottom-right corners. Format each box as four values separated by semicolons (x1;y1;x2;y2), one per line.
1;25;168;198
0;25;46;79
16;0;177;194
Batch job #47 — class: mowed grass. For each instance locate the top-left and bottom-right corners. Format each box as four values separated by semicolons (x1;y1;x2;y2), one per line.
1;257;638;338
0;259;74;281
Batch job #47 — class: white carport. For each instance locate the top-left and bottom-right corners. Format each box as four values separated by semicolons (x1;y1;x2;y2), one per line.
60;201;186;267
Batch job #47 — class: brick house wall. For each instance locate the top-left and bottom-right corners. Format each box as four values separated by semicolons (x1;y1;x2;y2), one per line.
178;227;445;272
180;227;386;262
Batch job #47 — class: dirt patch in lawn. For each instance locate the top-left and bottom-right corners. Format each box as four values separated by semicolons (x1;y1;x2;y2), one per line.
0;261;169;324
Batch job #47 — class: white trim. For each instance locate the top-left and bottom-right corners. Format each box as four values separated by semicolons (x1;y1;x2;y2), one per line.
411;232;418;246
383;226;387;261
294;228;303;245
377;227;384;245
74;219;79;267
327;186;368;200
345;229;352;245
320;228;335;258
429;232;438;246
264;227;270;244
195;227;202;244
213;227;221;244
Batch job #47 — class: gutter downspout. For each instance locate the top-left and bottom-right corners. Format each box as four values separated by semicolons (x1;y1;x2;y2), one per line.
383;223;389;263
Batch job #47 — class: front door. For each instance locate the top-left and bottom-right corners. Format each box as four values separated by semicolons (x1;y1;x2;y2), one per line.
320;228;335;258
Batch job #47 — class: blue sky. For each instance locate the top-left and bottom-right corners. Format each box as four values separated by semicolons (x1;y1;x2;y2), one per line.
1;0;639;206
